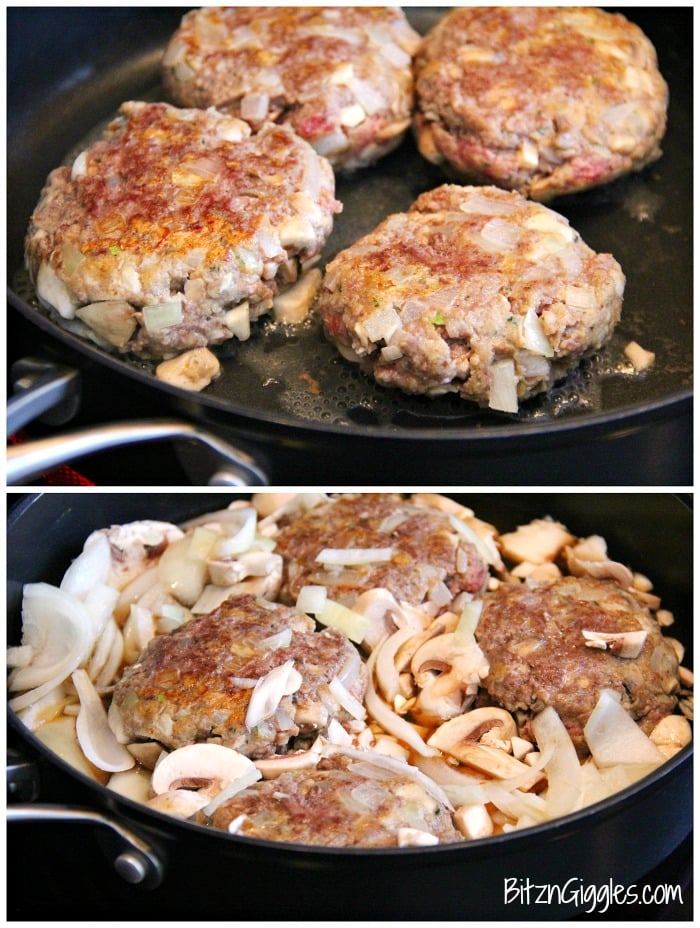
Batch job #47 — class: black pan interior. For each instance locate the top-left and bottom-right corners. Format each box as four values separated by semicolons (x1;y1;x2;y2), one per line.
7;8;693;441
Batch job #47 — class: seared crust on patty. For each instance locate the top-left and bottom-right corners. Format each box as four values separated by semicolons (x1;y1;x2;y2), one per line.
414;7;668;200
475;577;680;753
209;754;461;846
25;101;339;358
112;595;366;757
318;184;624;411
163;6;421;172
275;493;489;606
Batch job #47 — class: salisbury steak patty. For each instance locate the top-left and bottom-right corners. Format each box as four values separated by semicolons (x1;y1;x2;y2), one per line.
318;184;624;411
475;577;680;753
112;595;365;757
275;493;489;606
25;101;339;358
413;7;668;200
163;6;421;172
209;754;461;846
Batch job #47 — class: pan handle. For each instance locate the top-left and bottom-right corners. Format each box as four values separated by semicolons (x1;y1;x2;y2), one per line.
7;803;166;888
7;418;269;486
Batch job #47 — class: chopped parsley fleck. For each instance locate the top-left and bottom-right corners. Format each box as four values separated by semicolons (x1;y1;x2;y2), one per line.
108;244;121;257
431;312;445;326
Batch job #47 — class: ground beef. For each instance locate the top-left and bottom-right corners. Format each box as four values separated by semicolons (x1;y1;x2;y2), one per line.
475;577;680;753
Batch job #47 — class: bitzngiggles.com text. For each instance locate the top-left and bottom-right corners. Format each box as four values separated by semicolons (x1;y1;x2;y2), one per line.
504;876;684;915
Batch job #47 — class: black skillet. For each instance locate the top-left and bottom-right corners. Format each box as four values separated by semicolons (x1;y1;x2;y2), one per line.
6;491;692;920
6;9;693;484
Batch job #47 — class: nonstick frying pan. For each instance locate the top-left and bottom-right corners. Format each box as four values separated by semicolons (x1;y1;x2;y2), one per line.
6;491;692;920
7;8;692;484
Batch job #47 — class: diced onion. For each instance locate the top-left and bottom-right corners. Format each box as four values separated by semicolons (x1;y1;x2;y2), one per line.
296;585;328;615
142;300;183;332
240;92;269;122
316;599;371;645
361;306;402;344
36;261;78;319
488;358;519;413
224;303;251;341
521;307;554;357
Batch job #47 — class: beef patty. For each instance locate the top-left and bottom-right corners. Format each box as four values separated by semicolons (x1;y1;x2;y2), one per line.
274;493;489;607
413;7;668;201
475;577;680;753
25;100;339;358
209;754;461;846
317;184;624;411
112;595;365;758
163;6;421;172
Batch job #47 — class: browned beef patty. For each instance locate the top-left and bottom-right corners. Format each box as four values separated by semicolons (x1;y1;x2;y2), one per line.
274;493;489;606
25;100;339;358
163;6;421;172
209;754;461;846
318;184;624;411
413;7;668;200
475;577;679;753
112;595;365;757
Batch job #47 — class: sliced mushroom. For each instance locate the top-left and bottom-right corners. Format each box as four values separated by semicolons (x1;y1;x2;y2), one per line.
565;535;634;588
427;710;544;789
151;743;261;797
582;628;648;659
126;741;164;770
409;633;489;726
89;521;184;591
254;749;321;779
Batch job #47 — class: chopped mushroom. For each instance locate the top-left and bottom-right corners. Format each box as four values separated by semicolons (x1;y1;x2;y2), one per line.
624;340;655;372
649;715;692;759
155;346;221;392
499;518;574;565
453;803;494;840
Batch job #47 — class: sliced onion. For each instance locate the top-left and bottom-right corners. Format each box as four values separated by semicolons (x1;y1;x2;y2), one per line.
245;660;302;729
73;669;134;772
364;643;438;758
316;547;395;566
583;689;666;767
329;675;366;721
8;584;94;703
213;508;257;557
60;532;111;600
531;705;582;818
